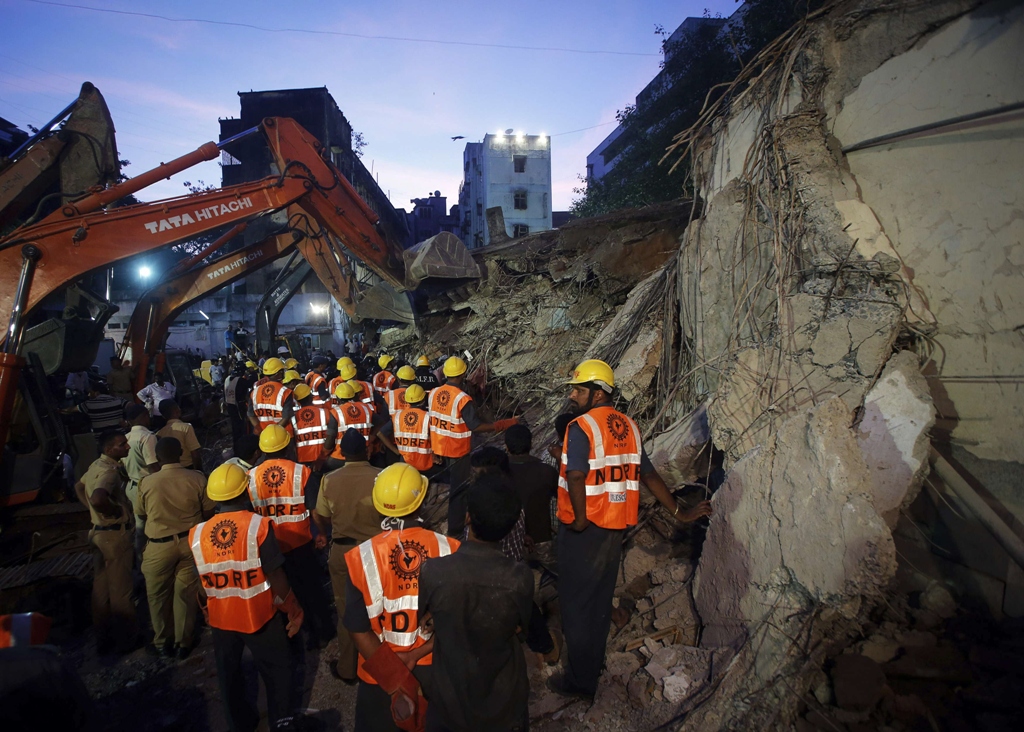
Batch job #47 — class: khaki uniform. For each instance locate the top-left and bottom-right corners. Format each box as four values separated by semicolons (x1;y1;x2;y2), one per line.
124;424;158;539
157;418;202;468
138;464;212;649
315;460;383;679
82;454;135;650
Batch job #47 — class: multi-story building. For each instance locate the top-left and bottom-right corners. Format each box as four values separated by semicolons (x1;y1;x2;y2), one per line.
458;132;552;248
406;191;460;247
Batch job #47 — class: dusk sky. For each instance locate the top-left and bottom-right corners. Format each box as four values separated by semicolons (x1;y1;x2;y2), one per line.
2;0;740;212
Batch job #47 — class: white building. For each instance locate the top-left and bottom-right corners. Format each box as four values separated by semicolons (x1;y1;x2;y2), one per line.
459;132;552;248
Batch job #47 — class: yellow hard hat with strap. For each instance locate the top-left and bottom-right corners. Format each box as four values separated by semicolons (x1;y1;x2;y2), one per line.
339;363;358;381
404;384;426;404
415;355;430;367
443;356;467;377
259;424;291;453
396;365;416;382
372;463;429;517
567;359;615;392
334;382;356;400
337;357;354;370
207;463;249;502
378;354;394;369
292;383;312;401
284;358;299;370
262;357;285;375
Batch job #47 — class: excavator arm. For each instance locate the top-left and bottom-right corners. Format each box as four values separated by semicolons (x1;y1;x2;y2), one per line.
0;117;409;446
123;229;303;393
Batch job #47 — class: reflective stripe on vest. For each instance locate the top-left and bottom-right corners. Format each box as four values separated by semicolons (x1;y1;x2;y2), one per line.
331;402;373;460
290;406;329;463
345;528;458;683
373;370;396;395
428;384;472;458
305;372;327;407
556;407;642;530
252;381;291;430
247;460;311;552
392;408;433;471
385;387;409;415
189;512;275;633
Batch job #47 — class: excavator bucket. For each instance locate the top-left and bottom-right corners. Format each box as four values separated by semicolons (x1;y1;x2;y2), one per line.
353;282;416;324
20;284;117;375
402;231;481;289
0;82;117;230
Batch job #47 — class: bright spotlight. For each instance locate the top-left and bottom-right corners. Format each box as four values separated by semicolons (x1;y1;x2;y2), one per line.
138;266;152;279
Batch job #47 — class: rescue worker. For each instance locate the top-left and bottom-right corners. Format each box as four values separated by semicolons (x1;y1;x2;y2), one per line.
311;429;383;685
337;362;377;412
191;463;305;732
382;365;417;419
326;383;374;471
138;438;212;659
74;430;137;655
343;464;460;731
327;357;355;399
249;425;334;647
282;370;304;392
287;383;332;507
390;384;433;472
284;357;300;372
549;360;713;699
249;357;293;432
372;354;397;396
413;355;439;392
429;356;518;537
156;398;202;469
305;356;331;407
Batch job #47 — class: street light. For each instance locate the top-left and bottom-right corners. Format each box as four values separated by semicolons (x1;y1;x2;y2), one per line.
138;266;152;280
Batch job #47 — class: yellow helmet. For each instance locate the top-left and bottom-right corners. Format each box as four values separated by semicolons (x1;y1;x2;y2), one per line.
292;383;312;401
283;369;302;384
284;358;299;370
334;382;357;400
258;424;291;453
567;359;615;392
415;355;430;367
372;463;429;517
207;463;249;502
378;354;394;370
339;363;358;381
245;360;257;370
443;356;467;377
337;357;354;371
262;357;285;375
404;384;426;405
396;365;416;382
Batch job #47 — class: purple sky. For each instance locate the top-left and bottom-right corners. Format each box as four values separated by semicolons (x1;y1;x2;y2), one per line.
2;0;740;213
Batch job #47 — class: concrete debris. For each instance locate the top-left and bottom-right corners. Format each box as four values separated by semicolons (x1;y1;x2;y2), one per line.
648;402;711;487
919;581;957;620
856;350;936;527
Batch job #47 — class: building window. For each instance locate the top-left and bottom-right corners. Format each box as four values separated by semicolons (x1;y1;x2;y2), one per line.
513;224;530;238
476;202;483;216
513;155;526;173
514;191;528;210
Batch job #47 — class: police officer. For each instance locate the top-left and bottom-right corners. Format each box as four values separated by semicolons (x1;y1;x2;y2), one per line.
547;360;712;699
138;437;212;658
75;430;137;654
191;463;304;731
343;464;460;731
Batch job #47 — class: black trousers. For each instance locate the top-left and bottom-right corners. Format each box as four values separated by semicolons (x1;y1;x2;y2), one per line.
556;522;623;695
283;541;334;643
354;680;400;732
525;602;553;654
212;614;292;732
444;455;472;537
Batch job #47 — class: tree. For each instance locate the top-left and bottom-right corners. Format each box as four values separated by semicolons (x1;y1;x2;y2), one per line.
571;0;821;218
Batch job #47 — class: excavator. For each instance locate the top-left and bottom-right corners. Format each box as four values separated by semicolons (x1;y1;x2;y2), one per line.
1;96;482;505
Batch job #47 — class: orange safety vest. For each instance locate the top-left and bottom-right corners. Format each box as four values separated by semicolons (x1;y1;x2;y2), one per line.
330;402;374;460
252;381;292;431
345;527;459;684
289;405;329;464
373;370;396;395
556;406;642;530
190;511;276;634
392;407;433;471
428;384;472;458
247;459;312;552
305;371;328;407
385;386;409;415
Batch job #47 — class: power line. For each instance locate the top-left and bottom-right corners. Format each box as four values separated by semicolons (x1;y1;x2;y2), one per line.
551;120;619;137
23;0;661;58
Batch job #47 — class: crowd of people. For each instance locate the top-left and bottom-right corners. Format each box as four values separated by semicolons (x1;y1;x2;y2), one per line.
71;344;713;732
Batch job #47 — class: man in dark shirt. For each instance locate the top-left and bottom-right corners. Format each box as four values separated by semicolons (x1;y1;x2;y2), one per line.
418;473;533;732
505;424;558;547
